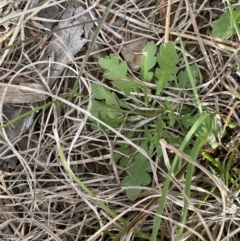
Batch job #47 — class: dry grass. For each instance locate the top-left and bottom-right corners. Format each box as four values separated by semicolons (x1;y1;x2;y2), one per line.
0;0;240;240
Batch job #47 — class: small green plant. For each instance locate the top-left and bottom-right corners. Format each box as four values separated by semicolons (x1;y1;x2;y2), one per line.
87;41;219;201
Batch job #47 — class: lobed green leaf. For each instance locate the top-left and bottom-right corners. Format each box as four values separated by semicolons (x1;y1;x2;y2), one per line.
140;41;157;82
155;42;178;94
98;54;128;79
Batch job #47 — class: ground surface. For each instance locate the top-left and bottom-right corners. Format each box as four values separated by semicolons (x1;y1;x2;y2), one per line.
0;0;240;241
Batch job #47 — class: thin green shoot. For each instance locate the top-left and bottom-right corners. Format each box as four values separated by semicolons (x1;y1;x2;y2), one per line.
179;35;202;114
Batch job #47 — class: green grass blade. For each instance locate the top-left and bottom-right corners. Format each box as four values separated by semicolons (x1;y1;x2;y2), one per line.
0;101;54;130
179;35;202;114
176;135;206;240
202;152;240;188
150;112;209;241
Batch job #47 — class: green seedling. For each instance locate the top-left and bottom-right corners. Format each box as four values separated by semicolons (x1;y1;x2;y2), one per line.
88;40;220;206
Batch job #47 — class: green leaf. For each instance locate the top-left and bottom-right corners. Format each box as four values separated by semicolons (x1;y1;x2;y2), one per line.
89;100;124;131
212;8;240;39
180;113;197;129
99;54;147;96
121;172;151;201
90;83;130;129
164;132;182;146
90;100;109;118
92;83;116;105
114;146;132;167
140;41;157;82
99;113;124;127
99;54;128;79
119;156;132;168
90;98;120;119
145;117;166;146
180;112;219;149
155;42;178;94
162;100;175;127
177;65;199;88
120;140;152;201
212;11;233;39
112;77;146;96
193;113;219;149
129;153;152;173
